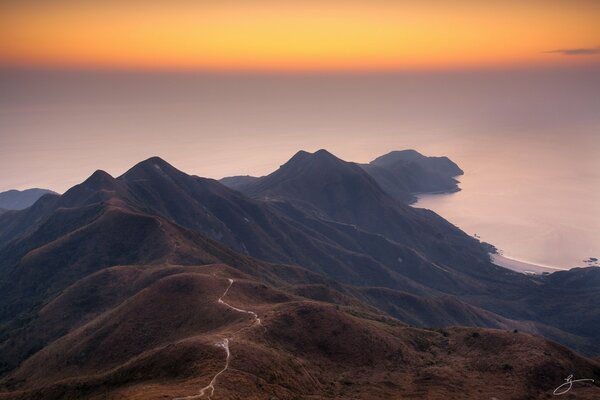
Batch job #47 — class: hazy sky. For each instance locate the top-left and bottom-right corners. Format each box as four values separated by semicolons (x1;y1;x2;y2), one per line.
1;0;600;71
1;67;598;193
1;0;599;191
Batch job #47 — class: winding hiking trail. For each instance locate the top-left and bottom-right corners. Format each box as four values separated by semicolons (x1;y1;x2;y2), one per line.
174;278;262;400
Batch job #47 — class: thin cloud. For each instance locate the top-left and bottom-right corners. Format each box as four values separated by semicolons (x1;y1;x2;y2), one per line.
545;47;600;56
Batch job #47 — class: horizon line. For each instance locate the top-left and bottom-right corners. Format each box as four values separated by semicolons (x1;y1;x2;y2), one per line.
2;62;600;76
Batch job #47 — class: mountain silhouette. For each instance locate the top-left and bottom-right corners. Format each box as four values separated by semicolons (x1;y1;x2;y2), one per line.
362;149;463;203
0;188;57;210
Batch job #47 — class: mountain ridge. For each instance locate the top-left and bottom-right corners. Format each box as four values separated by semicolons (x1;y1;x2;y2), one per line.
1;150;599;398
221;149;464;203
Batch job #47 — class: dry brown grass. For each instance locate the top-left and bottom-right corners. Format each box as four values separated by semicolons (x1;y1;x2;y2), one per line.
1;265;599;399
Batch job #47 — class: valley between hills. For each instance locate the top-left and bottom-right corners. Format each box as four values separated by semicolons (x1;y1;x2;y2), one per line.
0;149;598;399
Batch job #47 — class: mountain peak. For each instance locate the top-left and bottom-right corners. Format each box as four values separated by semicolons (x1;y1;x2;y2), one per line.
82;170;116;189
311;148;343;163
282;150;311;169
141;156;170;166
371;150;423;166
370;149;463;177
241;148;399;222
253;149;371;191
313;148;335;157
135;156;175;170
57;169;120;207
280;149;344;173
120;156;183;181
291;150;311;159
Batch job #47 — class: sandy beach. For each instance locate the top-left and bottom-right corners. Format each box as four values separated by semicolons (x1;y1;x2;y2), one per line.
491;254;565;275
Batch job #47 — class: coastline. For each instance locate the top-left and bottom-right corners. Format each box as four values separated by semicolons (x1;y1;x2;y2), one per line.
491;253;565;275
409;186;461;205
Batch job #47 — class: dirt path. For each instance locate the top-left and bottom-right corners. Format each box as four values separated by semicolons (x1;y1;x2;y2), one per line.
174;278;261;400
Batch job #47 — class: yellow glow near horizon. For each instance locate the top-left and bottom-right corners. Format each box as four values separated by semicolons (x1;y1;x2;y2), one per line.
1;1;599;71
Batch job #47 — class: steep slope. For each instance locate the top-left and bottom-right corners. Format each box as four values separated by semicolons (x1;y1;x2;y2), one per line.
0;192;60;246
0;209;328;376
0;188;57;211
0;170;338;375
0;164;392;290
113;158;457;292
96;157;521;296
236;150;498;277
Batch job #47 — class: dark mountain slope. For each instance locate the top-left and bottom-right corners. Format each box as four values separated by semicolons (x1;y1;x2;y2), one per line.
0;172;343;336
0;153;599;366
220;148;463;204
116;158;464;292
69;157;515;296
356;287;534;330
2;156;496;298
235;150;507;280
0;170;132;248
0;207;333;376
130;157;556;300
241;150;401;221
0;192;60;246
0;165;409;293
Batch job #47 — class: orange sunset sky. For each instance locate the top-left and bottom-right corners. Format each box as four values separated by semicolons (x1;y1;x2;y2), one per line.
1;0;599;71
